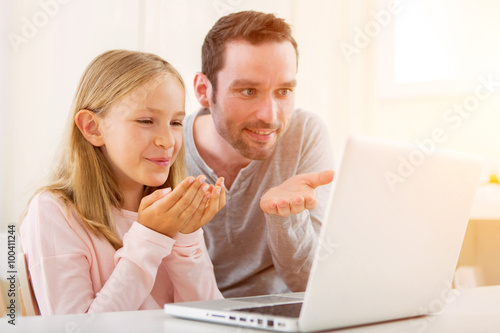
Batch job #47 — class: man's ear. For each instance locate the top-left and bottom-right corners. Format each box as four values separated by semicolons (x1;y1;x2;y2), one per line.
193;72;213;108
74;110;105;147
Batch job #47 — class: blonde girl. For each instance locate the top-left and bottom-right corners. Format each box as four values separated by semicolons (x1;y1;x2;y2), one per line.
20;50;225;315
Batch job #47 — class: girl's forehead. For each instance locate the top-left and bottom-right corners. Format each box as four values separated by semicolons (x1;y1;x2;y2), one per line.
106;76;184;117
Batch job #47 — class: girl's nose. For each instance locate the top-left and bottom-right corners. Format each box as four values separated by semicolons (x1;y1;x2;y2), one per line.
155;130;175;149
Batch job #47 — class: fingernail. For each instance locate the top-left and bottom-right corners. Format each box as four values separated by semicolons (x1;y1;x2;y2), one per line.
188;177;195;184
215;187;221;195
198;175;207;184
162;188;172;195
202;184;209;192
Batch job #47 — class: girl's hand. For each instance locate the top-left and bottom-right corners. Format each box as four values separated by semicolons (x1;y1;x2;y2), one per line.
180;177;226;234
137;176;225;237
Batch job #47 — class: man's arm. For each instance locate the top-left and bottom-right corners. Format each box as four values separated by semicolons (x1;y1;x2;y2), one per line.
262;111;335;292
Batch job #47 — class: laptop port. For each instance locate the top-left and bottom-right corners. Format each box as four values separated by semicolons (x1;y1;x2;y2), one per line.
229;316;236;321
211;314;225;319
240;317;247;322
267;320;274;327
278;322;286;327
257;319;263;325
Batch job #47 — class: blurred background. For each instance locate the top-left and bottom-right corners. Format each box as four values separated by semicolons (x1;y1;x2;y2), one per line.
2;0;500;230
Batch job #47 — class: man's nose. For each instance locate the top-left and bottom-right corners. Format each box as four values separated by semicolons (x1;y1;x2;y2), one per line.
255;94;278;123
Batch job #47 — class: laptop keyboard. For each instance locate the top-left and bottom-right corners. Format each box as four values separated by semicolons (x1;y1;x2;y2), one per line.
233;302;303;318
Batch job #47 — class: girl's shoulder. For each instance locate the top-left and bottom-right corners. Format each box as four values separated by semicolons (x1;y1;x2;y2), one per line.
23;190;84;232
28;190;71;216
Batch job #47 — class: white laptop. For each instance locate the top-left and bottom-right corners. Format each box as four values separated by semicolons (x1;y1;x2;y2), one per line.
164;135;484;332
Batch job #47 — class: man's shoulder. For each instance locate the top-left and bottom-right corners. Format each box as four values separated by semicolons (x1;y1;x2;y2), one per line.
290;109;327;129
285;109;329;139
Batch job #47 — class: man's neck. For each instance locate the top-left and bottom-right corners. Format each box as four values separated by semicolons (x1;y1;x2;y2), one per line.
193;113;251;190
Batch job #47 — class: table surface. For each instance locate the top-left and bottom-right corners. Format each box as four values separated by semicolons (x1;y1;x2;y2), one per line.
2;285;500;333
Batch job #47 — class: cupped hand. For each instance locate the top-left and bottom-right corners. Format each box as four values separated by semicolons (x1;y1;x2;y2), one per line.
138;176;226;237
260;170;334;217
180;177;226;234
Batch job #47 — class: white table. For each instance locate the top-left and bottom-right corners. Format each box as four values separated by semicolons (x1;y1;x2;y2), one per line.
2;286;500;333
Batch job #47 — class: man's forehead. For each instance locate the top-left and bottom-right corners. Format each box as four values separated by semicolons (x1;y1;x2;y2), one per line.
220;40;297;83
223;39;296;57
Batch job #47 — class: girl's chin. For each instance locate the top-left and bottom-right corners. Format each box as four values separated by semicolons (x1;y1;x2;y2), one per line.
144;176;169;188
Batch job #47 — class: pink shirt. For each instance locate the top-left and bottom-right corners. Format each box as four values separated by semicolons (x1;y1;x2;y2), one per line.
20;191;223;315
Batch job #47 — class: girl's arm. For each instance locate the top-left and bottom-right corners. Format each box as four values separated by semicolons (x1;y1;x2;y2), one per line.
140;176;226;302
163;230;223;302
21;192;174;315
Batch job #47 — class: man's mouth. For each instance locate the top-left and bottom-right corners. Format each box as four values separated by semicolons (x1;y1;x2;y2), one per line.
245;128;276;142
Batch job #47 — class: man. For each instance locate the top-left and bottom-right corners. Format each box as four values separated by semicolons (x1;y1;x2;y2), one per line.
184;10;335;297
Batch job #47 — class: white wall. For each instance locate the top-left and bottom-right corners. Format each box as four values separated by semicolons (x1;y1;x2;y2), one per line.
3;0;338;229
4;0;500;230
0;1;10;231
5;0;142;227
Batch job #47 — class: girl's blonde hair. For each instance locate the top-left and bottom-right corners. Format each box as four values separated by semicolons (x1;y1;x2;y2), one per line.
42;50;186;250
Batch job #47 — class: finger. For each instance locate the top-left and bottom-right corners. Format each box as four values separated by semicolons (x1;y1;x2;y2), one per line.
173;177;210;219
276;198;292;217
215;177;226;210
201;186;223;223
164;176;197;205
167;175;205;212
260;198;278;215
289;195;305;214
303;170;335;189
180;192;211;234
138;187;171;212
304;195;318;210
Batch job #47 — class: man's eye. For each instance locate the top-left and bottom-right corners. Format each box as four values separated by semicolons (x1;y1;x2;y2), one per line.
242;88;256;96
279;88;292;96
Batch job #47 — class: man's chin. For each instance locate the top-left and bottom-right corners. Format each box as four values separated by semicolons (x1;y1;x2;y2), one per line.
237;145;277;160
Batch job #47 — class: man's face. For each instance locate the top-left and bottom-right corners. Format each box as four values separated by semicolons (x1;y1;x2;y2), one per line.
209;40;297;160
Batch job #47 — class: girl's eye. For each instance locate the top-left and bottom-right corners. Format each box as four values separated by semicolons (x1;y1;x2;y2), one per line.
137;119;153;125
171;120;183;127
241;88;256;96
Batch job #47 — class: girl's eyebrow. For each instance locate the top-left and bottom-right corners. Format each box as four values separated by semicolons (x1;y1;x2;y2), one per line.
143;107;186;116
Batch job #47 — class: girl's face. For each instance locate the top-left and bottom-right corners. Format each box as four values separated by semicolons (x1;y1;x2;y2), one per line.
98;77;185;195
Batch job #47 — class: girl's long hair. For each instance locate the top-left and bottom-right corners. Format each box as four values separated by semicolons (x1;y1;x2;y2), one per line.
38;50;186;250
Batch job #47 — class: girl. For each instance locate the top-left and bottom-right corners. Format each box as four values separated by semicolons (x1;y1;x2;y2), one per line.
20;50;225;315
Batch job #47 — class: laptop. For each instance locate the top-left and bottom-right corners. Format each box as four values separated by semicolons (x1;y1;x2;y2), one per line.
164;135;484;332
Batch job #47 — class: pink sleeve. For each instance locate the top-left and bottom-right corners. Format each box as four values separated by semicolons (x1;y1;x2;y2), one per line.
20;192;175;315
163;229;223;302
89;222;175;313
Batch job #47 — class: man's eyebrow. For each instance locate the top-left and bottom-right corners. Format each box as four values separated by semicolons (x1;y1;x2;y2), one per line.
229;79;260;87
283;79;297;87
229;79;297;88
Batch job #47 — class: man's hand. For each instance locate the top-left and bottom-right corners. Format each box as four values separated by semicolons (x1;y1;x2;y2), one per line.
260;170;334;217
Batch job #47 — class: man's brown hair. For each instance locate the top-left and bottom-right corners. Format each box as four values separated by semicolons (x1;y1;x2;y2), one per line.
202;10;299;96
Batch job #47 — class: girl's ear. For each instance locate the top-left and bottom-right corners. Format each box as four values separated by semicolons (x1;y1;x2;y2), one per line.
193;72;212;108
75;110;105;147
